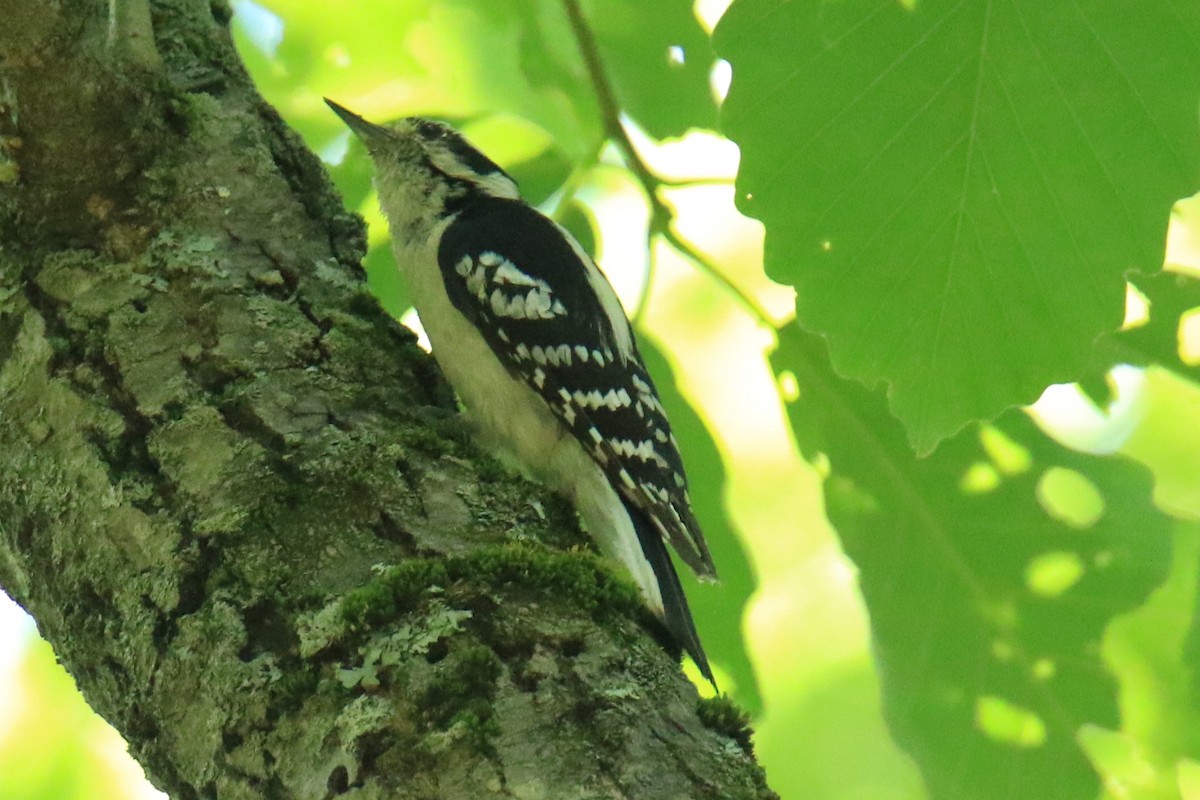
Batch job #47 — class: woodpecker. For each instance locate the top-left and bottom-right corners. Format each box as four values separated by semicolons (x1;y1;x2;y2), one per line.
326;99;716;684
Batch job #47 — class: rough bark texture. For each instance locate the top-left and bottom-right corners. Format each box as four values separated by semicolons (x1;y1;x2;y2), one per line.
0;1;774;798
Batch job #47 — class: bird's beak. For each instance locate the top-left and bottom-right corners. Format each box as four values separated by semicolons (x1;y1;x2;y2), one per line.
324;98;390;143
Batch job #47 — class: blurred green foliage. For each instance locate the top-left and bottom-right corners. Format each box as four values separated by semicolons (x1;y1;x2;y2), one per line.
5;2;1200;800
0;630;146;800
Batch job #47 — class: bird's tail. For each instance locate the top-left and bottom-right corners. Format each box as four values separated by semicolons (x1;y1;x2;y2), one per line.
626;500;715;687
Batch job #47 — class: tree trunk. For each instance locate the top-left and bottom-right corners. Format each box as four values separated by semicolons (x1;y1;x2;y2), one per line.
0;1;774;797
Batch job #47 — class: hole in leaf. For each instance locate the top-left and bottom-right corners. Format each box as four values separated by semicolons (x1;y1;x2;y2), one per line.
1036;467;1105;528
979;426;1031;476
1179;307;1200;365
960;461;1000;494
777;370;800;402
811;451;831;478
1026;551;1085;597
975;696;1046;748
710;59;732;102
1123;282;1151;329
667;45;686;65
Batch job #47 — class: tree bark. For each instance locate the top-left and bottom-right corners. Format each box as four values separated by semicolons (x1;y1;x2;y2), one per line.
0;1;774;798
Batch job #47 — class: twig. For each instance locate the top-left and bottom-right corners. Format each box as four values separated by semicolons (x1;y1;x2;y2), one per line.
562;0;775;329
633;239;659;325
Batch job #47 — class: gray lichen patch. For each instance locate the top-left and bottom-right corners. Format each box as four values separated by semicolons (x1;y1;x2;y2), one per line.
336;601;474;690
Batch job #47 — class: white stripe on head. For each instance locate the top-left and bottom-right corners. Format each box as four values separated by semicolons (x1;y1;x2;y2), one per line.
425;143;519;199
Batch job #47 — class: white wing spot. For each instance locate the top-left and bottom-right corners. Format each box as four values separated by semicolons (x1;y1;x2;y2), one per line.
455;256;473;277
618;468;636;489
527;287;555;319
575;345;589;362
556;344;572;365
510;293;526;319
551;300;566;315
467;266;488;300
494;260;540;286
490;289;507;316
532;367;546;388
574;390;601;409
654;428;668;443
516;342;530;361
497;328;510;343
642;481;671;505
480;251;502;266
592;350;605;367
588;427;604;444
611;437;668;468
546;345;561;367
531;345;547;365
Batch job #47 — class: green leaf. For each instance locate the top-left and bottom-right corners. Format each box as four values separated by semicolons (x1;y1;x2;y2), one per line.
716;0;1200;453
583;0;719;137
772;324;1172;800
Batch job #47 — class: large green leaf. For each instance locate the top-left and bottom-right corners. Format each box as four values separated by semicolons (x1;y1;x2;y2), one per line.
773;324;1172;800
716;0;1200;453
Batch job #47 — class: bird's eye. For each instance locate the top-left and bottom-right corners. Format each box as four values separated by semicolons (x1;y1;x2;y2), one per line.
416;120;447;140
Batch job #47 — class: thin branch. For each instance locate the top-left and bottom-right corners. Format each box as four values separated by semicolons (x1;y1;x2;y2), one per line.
656;176;736;188
562;0;668;229
633;238;659;326
661;228;775;328
562;0;775;330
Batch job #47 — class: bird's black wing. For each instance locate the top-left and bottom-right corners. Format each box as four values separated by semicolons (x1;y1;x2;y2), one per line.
437;197;715;578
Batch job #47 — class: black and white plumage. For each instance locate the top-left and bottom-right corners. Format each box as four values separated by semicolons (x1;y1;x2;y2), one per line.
325;100;717;683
